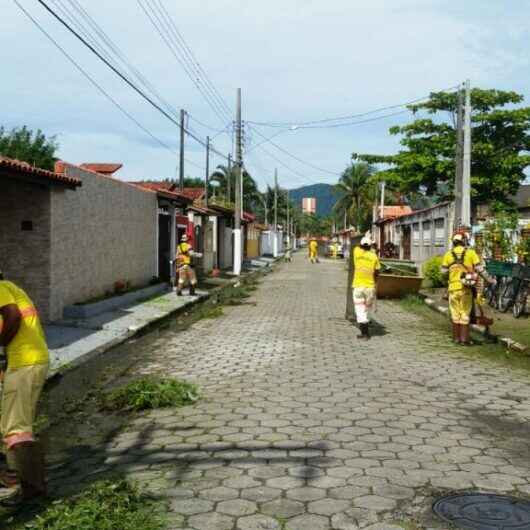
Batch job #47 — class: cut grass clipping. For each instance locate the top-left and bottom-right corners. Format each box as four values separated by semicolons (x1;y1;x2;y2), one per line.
104;377;199;411
19;480;164;530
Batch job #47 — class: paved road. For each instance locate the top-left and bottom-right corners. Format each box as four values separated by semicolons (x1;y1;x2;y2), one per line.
101;255;530;530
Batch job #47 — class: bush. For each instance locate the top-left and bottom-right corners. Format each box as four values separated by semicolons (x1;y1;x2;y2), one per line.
21;480;165;530
104;377;199;412
423;256;447;288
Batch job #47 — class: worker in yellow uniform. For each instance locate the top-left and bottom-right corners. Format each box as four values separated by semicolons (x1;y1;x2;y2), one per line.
0;276;49;505
176;234;199;296
353;235;381;340
308;237;319;264
441;233;495;345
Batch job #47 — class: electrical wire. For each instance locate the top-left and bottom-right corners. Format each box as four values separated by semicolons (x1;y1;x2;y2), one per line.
248;85;460;129
15;0;205;171
137;0;231;126
153;0;232;118
35;0;232;163
248;125;342;176
57;0;182;123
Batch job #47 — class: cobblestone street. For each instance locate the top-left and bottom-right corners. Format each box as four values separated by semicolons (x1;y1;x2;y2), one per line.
57;255;530;530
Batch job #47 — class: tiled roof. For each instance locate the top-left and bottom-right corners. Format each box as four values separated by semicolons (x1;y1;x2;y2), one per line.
0;156;81;188
379;205;413;218
132;182;192;204
181;187;206;200
80;163;123;175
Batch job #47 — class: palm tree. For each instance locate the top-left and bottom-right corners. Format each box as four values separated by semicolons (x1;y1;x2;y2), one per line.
333;163;377;233
211;164;261;212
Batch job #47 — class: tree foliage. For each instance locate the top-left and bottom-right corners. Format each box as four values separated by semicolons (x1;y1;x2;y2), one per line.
354;88;530;205
211;164;261;211
0;125;58;171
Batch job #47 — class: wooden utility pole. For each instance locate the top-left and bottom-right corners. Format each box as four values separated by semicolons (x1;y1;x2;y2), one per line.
453;85;464;228
205;136;210;207
179;109;186;191
227;153;232;204
233;88;243;275
345;234;355;320
462;79;472;228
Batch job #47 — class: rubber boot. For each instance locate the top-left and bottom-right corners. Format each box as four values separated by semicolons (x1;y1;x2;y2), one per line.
177;287;183;296
452;323;461;344
189;284;196;296
460;324;474;346
0;450;20;489
357;323;370;340
1;442;46;505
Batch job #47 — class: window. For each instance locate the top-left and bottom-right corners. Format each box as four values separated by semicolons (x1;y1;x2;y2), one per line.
435;218;445;245
413;223;420;246
423;221;431;244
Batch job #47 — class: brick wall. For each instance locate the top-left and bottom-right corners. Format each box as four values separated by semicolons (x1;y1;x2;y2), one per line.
0;178;52;320
49;164;158;320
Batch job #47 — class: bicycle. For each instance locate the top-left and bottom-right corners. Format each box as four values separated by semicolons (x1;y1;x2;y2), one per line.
513;278;529;318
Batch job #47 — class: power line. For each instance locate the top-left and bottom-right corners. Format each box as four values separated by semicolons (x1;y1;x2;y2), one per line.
248;85;459;129
14;0;205;172
153;0;232;118
137;0;231;126
57;0;182;122
248;125;342;176
35;0;231;163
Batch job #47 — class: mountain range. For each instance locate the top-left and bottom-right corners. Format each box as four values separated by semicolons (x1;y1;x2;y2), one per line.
289;183;339;217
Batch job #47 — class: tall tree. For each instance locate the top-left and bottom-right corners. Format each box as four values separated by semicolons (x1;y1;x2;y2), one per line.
354;88;530;206
211;164;261;212
333;162;377;232
0;126;58;171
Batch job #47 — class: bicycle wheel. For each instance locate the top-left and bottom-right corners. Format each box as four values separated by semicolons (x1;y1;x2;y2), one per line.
484;282;497;307
513;283;528;319
498;278;515;313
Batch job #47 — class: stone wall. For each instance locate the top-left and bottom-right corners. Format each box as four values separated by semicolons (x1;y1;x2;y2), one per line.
49;164;158;320
0;178;52;320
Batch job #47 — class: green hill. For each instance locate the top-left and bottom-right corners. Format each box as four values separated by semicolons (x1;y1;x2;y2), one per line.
289;183;339;217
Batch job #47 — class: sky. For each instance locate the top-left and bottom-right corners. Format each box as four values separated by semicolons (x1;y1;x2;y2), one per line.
2;0;529;191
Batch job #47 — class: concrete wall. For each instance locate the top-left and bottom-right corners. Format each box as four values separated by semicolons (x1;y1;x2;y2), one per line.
0;178;53;321
49;164;158;320
218;217;233;270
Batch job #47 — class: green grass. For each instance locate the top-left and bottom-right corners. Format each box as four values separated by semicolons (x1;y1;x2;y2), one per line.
103;377;199;412
398;297;530;373
13;480;165;530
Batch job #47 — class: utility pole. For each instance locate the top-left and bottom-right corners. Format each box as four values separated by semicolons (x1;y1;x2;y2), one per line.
286;189;290;248
453;85;464;228
205;136;210;207
227;153;232;204
380;181;386;220
233;88;243;275
179;109;186;191
274;169;278;230
462;79;472;228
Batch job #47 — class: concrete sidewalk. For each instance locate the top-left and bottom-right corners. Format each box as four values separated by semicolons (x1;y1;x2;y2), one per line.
44;287;209;374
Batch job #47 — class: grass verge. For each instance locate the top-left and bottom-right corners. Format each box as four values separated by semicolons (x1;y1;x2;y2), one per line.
11;480;165;530
103;377;199;412
398;296;530;373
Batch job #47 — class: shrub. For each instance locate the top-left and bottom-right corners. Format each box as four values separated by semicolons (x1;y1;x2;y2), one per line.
20;480;165;530
423;256;447;288
104;377;199;412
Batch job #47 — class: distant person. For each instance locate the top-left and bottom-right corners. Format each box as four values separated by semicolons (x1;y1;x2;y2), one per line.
308;237;319;264
0;275;48;505
176;235;199;296
352;236;381;340
441;233;495;345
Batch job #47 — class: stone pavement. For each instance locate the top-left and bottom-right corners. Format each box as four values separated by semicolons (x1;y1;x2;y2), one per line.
53;254;530;530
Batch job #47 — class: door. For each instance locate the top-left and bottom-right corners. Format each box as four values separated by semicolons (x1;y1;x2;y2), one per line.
158;214;171;282
402;226;411;260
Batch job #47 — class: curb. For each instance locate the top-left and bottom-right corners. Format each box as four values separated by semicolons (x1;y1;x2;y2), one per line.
49;266;273;380
422;296;528;353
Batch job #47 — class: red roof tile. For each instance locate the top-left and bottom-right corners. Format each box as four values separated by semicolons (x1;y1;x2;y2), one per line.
379;205;413;219
132;182;192;204
0;156;81;188
80;163;123;175
181;187;206;201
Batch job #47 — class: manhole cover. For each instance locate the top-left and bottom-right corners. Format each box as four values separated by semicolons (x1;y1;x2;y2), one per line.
433;493;530;530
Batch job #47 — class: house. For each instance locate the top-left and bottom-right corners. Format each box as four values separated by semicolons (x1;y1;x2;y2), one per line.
246;221;266;260
393;202;453;263
0;157;191;322
373;205;412;257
